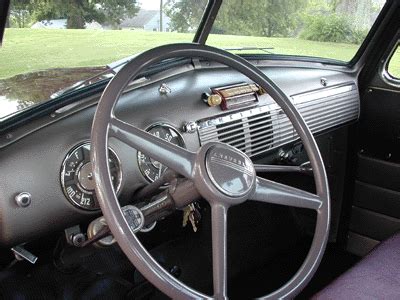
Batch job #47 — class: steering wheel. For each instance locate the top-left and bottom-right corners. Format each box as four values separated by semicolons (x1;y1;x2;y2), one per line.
91;43;330;299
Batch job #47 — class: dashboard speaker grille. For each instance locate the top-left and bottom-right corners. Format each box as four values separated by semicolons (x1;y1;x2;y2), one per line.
198;108;274;157
197;83;359;157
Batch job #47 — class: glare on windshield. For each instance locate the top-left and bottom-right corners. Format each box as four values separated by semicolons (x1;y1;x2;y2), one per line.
0;0;207;120
0;0;387;121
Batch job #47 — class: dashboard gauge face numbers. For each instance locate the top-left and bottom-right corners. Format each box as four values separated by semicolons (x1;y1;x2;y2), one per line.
61;142;121;210
137;124;185;182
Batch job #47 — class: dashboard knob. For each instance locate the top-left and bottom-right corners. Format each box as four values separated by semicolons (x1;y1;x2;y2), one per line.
71;233;86;247
182;121;198;133
207;94;222;107
15;192;31;208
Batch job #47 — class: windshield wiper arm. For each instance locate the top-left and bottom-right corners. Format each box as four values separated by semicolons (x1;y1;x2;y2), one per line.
50;58;135;99
223;46;275;54
51;55;189;99
53;45;275;99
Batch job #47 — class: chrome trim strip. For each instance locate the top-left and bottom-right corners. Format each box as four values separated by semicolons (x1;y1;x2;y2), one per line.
291;84;354;103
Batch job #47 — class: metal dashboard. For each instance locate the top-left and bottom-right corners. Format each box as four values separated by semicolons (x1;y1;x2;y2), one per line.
0;61;359;246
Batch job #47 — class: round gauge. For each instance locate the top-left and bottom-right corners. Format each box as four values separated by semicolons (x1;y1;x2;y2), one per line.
61;142;122;210
137;124;185;182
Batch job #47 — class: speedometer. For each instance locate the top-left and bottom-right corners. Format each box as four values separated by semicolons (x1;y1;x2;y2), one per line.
61;142;122;210
137;124;185;182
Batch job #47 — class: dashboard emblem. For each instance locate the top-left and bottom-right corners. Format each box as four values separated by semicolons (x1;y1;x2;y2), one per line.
205;144;255;197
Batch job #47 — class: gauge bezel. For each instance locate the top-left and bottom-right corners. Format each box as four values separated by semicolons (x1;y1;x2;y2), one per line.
60;141;122;211
137;123;186;183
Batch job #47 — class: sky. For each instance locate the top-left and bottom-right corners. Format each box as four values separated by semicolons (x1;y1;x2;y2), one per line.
139;0;162;10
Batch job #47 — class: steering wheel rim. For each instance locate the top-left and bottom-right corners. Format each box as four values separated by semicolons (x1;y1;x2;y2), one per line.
91;43;330;299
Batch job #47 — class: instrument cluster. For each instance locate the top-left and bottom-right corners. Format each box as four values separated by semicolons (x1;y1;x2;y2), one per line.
137;123;185;182
60;142;122;210
60;123;185;210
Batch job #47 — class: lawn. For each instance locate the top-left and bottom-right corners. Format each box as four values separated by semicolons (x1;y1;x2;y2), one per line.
1;28;398;120
388;46;400;78
2;28;393;80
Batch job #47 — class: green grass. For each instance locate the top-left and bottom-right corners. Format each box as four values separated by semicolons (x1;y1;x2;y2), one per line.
1;28;399;79
388;46;400;79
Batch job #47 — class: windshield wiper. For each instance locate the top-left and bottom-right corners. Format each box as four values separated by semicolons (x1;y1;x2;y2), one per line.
224;46;275;54
50;56;190;99
50;57;135;99
52;46;275;99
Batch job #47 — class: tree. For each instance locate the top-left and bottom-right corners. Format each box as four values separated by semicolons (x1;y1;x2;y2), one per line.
164;0;207;32
165;0;306;37
9;0;32;28
24;0;139;29
97;0;140;29
29;0;97;28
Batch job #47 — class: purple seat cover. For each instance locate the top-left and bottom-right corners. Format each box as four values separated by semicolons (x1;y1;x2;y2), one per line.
313;233;400;299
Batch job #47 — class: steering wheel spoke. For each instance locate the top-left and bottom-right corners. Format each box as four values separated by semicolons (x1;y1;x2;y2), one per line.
211;203;229;300
110;117;196;179
251;176;323;210
92;43;330;299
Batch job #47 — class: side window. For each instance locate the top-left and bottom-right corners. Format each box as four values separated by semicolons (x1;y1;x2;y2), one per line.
387;44;400;79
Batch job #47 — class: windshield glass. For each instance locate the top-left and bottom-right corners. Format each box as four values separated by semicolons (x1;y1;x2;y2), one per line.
0;0;386;121
207;0;385;61
0;0;206;121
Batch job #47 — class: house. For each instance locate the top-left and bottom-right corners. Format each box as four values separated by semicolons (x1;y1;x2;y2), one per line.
85;21;103;30
31;19;103;29
31;19;67;29
120;9;171;32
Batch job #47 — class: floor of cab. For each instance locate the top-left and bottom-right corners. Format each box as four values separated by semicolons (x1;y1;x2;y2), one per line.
230;242;359;299
0;202;359;299
0;240;358;299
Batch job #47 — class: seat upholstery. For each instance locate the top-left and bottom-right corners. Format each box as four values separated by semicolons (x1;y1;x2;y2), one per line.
313;233;400;299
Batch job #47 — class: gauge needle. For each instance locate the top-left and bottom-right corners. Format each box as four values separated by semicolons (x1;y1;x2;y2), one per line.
158;164;163;179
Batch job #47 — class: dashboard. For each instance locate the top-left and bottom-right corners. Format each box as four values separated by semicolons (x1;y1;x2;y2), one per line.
0;60;359;246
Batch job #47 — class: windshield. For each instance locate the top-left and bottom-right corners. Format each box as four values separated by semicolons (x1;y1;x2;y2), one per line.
0;0;207;121
0;0;386;121
206;0;385;61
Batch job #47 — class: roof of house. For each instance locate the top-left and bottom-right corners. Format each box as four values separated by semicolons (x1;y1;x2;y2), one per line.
121;9;159;28
31;19;103;29
31;19;67;29
85;21;103;29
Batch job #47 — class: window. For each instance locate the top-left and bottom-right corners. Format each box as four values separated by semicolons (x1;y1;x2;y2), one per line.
0;0;208;121
387;45;400;79
207;0;386;63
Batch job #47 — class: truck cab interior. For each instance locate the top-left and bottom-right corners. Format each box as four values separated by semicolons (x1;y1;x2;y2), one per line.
0;0;399;299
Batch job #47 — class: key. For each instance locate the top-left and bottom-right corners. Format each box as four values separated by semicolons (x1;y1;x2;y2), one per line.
182;205;192;227
189;212;198;232
193;202;202;223
183;203;201;232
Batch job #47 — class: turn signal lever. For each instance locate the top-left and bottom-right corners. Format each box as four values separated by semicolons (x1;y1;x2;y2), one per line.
84;179;200;247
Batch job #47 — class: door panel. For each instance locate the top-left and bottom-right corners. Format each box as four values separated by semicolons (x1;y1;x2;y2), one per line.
347;53;400;256
354;180;400;219
358;88;400;160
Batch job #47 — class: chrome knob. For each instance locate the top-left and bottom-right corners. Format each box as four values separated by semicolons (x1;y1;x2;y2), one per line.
15;192;31;208
207;94;222;107
182;121;197;133
71;233;86;247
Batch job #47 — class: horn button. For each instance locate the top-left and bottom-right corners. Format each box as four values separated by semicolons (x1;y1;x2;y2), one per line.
205;144;256;198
